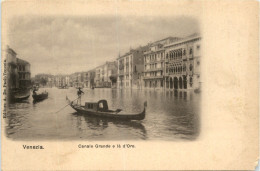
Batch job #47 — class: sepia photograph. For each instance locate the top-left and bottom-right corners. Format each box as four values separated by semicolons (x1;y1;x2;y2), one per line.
1;1;258;170
4;16;201;141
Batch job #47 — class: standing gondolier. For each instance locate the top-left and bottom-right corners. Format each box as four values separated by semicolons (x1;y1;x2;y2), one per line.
77;87;84;105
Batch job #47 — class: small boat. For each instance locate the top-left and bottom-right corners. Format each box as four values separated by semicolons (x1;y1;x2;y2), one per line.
66;97;146;121
58;86;69;89
10;88;30;102
32;91;48;101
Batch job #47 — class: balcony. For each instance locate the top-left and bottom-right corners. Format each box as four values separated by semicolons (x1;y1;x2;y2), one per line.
143;75;164;80
144;67;163;72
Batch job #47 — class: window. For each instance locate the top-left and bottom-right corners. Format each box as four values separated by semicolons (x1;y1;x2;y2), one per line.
197;61;200;65
190;64;193;71
183;49;186;55
190;48;193;55
197;45;200;49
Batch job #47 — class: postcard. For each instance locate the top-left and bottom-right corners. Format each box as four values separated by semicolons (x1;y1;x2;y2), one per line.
1;0;259;170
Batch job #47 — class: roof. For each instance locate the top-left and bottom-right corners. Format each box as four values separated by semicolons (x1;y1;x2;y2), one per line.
151;36;178;45
117;45;149;60
17;58;30;65
164;33;201;48
6;46;17;56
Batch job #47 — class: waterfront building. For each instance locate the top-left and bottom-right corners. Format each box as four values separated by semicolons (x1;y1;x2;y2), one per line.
35;74;54;87
143;37;180;89
82;72;89;88
117;46;149;89
17;58;31;89
95;66;102;87
4;46;19;90
69;72;80;87
4;45;31;101
65;76;70;87
89;70;95;88
54;75;70;87
95;61;117;88
164;33;201;90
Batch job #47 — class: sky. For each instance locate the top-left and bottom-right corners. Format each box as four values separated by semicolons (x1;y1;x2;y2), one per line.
7;16;199;77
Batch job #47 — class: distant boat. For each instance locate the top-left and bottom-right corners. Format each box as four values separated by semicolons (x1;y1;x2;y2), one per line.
66;97;147;121
32;91;48;101
58;86;69;89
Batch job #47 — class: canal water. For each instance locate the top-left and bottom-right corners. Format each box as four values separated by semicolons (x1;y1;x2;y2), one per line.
5;88;200;141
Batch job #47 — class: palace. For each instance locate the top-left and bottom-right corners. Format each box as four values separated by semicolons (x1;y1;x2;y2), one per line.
142;34;201;91
164;33;201;90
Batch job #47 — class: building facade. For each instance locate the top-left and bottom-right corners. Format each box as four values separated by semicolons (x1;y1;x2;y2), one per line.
117;46;149;89
4;46;31;101
17;58;31;89
164;34;201;90
142;34;201;90
54;75;70;87
142;37;180;89
143;43;165;89
89;70;95;88
34;74;54;87
5;46;19;90
95;61;117;88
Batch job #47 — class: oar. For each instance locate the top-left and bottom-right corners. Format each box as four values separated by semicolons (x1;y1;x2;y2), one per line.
55;96;81;113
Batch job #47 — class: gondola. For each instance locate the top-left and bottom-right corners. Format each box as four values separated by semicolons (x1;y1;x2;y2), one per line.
66;97;146;121
10;88;31;102
13;94;30;101
32;91;48;101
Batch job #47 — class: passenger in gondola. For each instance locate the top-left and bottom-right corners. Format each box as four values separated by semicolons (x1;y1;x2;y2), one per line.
77;87;84;105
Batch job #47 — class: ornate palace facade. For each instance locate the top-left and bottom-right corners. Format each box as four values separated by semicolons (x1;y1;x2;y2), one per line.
142;34;201;90
164;33;201;90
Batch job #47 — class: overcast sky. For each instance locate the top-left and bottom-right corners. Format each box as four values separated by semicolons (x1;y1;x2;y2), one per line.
7;16;199;76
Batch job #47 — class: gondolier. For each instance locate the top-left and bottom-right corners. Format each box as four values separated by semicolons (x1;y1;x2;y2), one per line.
77;87;84;105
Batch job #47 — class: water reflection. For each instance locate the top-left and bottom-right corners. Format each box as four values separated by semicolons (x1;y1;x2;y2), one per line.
72;112;147;140
5;88;200;141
